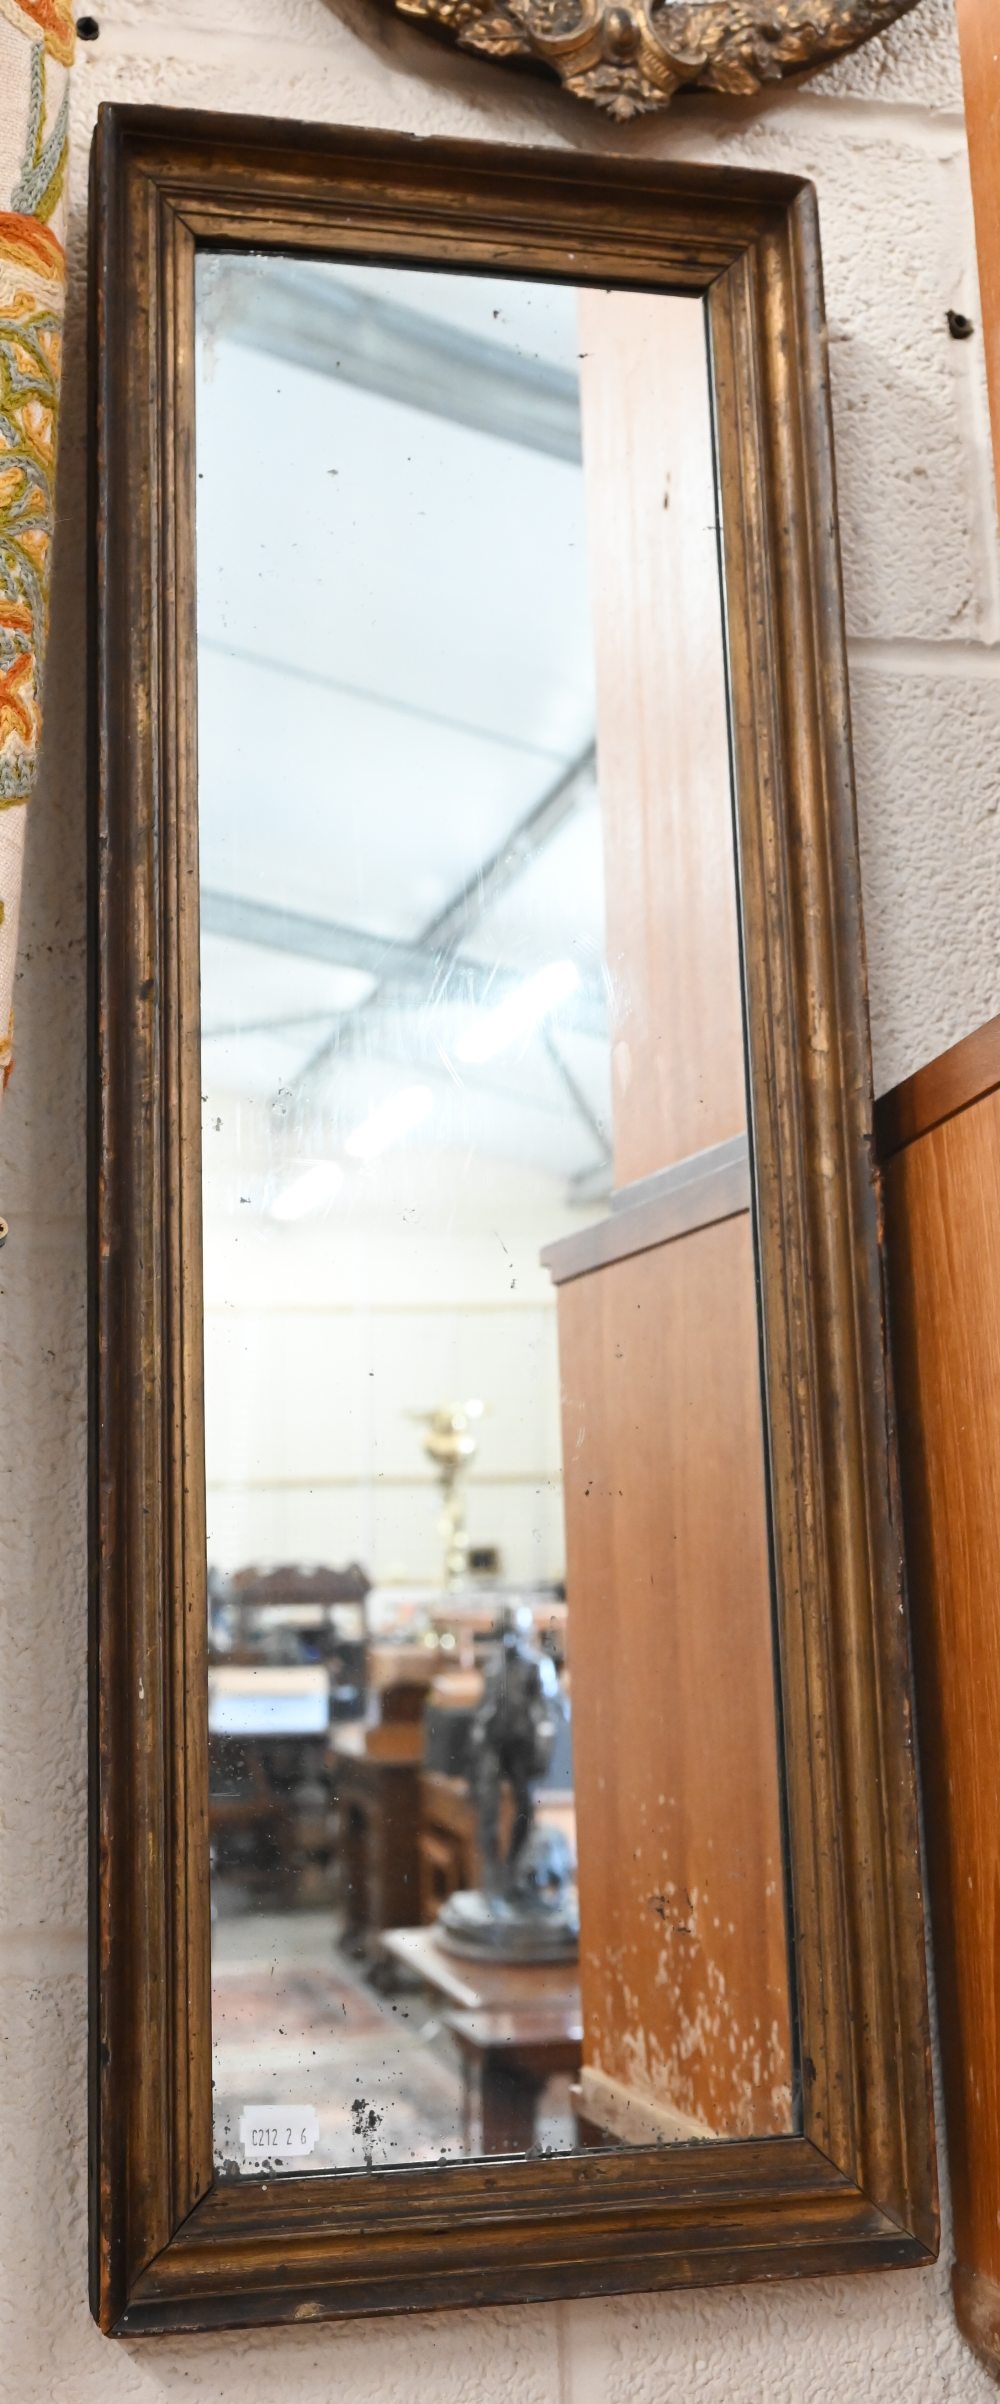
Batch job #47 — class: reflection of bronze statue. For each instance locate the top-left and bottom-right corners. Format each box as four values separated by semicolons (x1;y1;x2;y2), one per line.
438;1605;578;1963
472;1604;559;1894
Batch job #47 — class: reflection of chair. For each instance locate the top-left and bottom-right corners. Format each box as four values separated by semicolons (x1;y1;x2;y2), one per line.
418;1823;462;1921
208;1736;292;1897
418;1772;479;1921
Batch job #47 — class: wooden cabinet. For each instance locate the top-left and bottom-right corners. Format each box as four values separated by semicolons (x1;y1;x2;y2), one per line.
878;1020;1000;2379
876;116;1000;2342
956;0;1000;517
329;1727;423;1950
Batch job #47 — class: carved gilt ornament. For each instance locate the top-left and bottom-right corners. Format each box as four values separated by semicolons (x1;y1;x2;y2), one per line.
380;0;921;119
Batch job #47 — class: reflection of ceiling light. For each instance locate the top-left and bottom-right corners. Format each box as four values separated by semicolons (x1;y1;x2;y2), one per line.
344;1084;433;1160
456;960;580;1065
271;1160;345;1221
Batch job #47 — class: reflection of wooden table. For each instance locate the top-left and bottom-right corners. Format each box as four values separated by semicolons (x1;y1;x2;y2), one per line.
444;2006;583;2153
380;1925;581;2153
328;1727;422;1952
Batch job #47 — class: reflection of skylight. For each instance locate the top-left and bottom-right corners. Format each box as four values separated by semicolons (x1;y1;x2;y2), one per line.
271;1161;345;1221
344;1085;434;1160
457;961;581;1065
195;255;613;1195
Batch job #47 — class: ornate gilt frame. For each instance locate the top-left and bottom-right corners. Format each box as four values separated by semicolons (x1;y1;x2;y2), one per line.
89;107;936;2337
375;0;922;120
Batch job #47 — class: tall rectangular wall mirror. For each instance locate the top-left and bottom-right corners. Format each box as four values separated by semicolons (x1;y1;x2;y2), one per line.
198;249;789;2171
90;109;936;2335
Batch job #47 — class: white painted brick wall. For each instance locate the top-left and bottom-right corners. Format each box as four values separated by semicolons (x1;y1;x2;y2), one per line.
2;1;999;2395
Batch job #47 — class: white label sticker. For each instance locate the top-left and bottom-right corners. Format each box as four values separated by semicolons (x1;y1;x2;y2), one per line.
239;2105;320;2162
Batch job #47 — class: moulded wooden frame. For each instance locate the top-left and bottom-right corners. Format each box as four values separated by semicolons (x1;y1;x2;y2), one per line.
89;104;937;2338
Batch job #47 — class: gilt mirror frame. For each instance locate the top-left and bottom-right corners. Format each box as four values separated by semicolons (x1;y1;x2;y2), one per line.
373;0;923;123
89;105;936;2338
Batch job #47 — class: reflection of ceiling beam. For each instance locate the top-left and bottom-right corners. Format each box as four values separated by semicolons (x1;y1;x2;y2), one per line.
203;890;437;988
208;261;582;465
420;742;596;961
201;1010;604;1128
199;637;566;764
294;738;601;1092
200;888;606;1040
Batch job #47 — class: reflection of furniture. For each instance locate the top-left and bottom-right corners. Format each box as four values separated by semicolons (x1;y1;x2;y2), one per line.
380;1925;580;2152
418;1771;481;1921
417;1773;576;1925
430;1600;569;1663
424;1674;480;1780
380;1924;578;2011
208;1667;333;1903
329;1725;422;1951
379;1680;427;1724
216;1564;369;1718
366;1592;568;1662
368;1644;438;1694
208;1664;330;1736
208;1738;293;1897
445;2006;583;2153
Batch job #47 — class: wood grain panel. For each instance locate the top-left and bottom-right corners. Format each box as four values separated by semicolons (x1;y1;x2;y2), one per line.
885;1085;1000;2375
557;1210;792;2139
956;0;1000;516
577;290;746;1185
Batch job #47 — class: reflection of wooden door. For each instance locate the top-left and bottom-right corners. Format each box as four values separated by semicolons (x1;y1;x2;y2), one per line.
546;295;792;2142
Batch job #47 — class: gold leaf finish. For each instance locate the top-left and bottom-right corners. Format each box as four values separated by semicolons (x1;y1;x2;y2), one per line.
390;0;922;119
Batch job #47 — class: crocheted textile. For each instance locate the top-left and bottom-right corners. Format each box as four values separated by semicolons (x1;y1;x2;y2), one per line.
0;0;72;1089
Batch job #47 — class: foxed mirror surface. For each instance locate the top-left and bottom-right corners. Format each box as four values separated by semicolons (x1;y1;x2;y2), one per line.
195;252;796;2179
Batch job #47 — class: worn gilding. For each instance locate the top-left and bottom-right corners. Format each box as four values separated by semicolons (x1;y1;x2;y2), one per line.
385;0;921;120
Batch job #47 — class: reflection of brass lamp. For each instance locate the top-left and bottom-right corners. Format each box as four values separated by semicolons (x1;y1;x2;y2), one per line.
410;1401;484;1590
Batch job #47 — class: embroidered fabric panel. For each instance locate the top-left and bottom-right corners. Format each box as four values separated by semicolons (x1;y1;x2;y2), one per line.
0;0;72;1090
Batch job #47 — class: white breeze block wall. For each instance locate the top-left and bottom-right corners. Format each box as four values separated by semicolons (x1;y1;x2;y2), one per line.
2;2;999;2399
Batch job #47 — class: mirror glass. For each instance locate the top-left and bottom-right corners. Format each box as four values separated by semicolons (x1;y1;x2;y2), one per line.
195;251;796;2175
